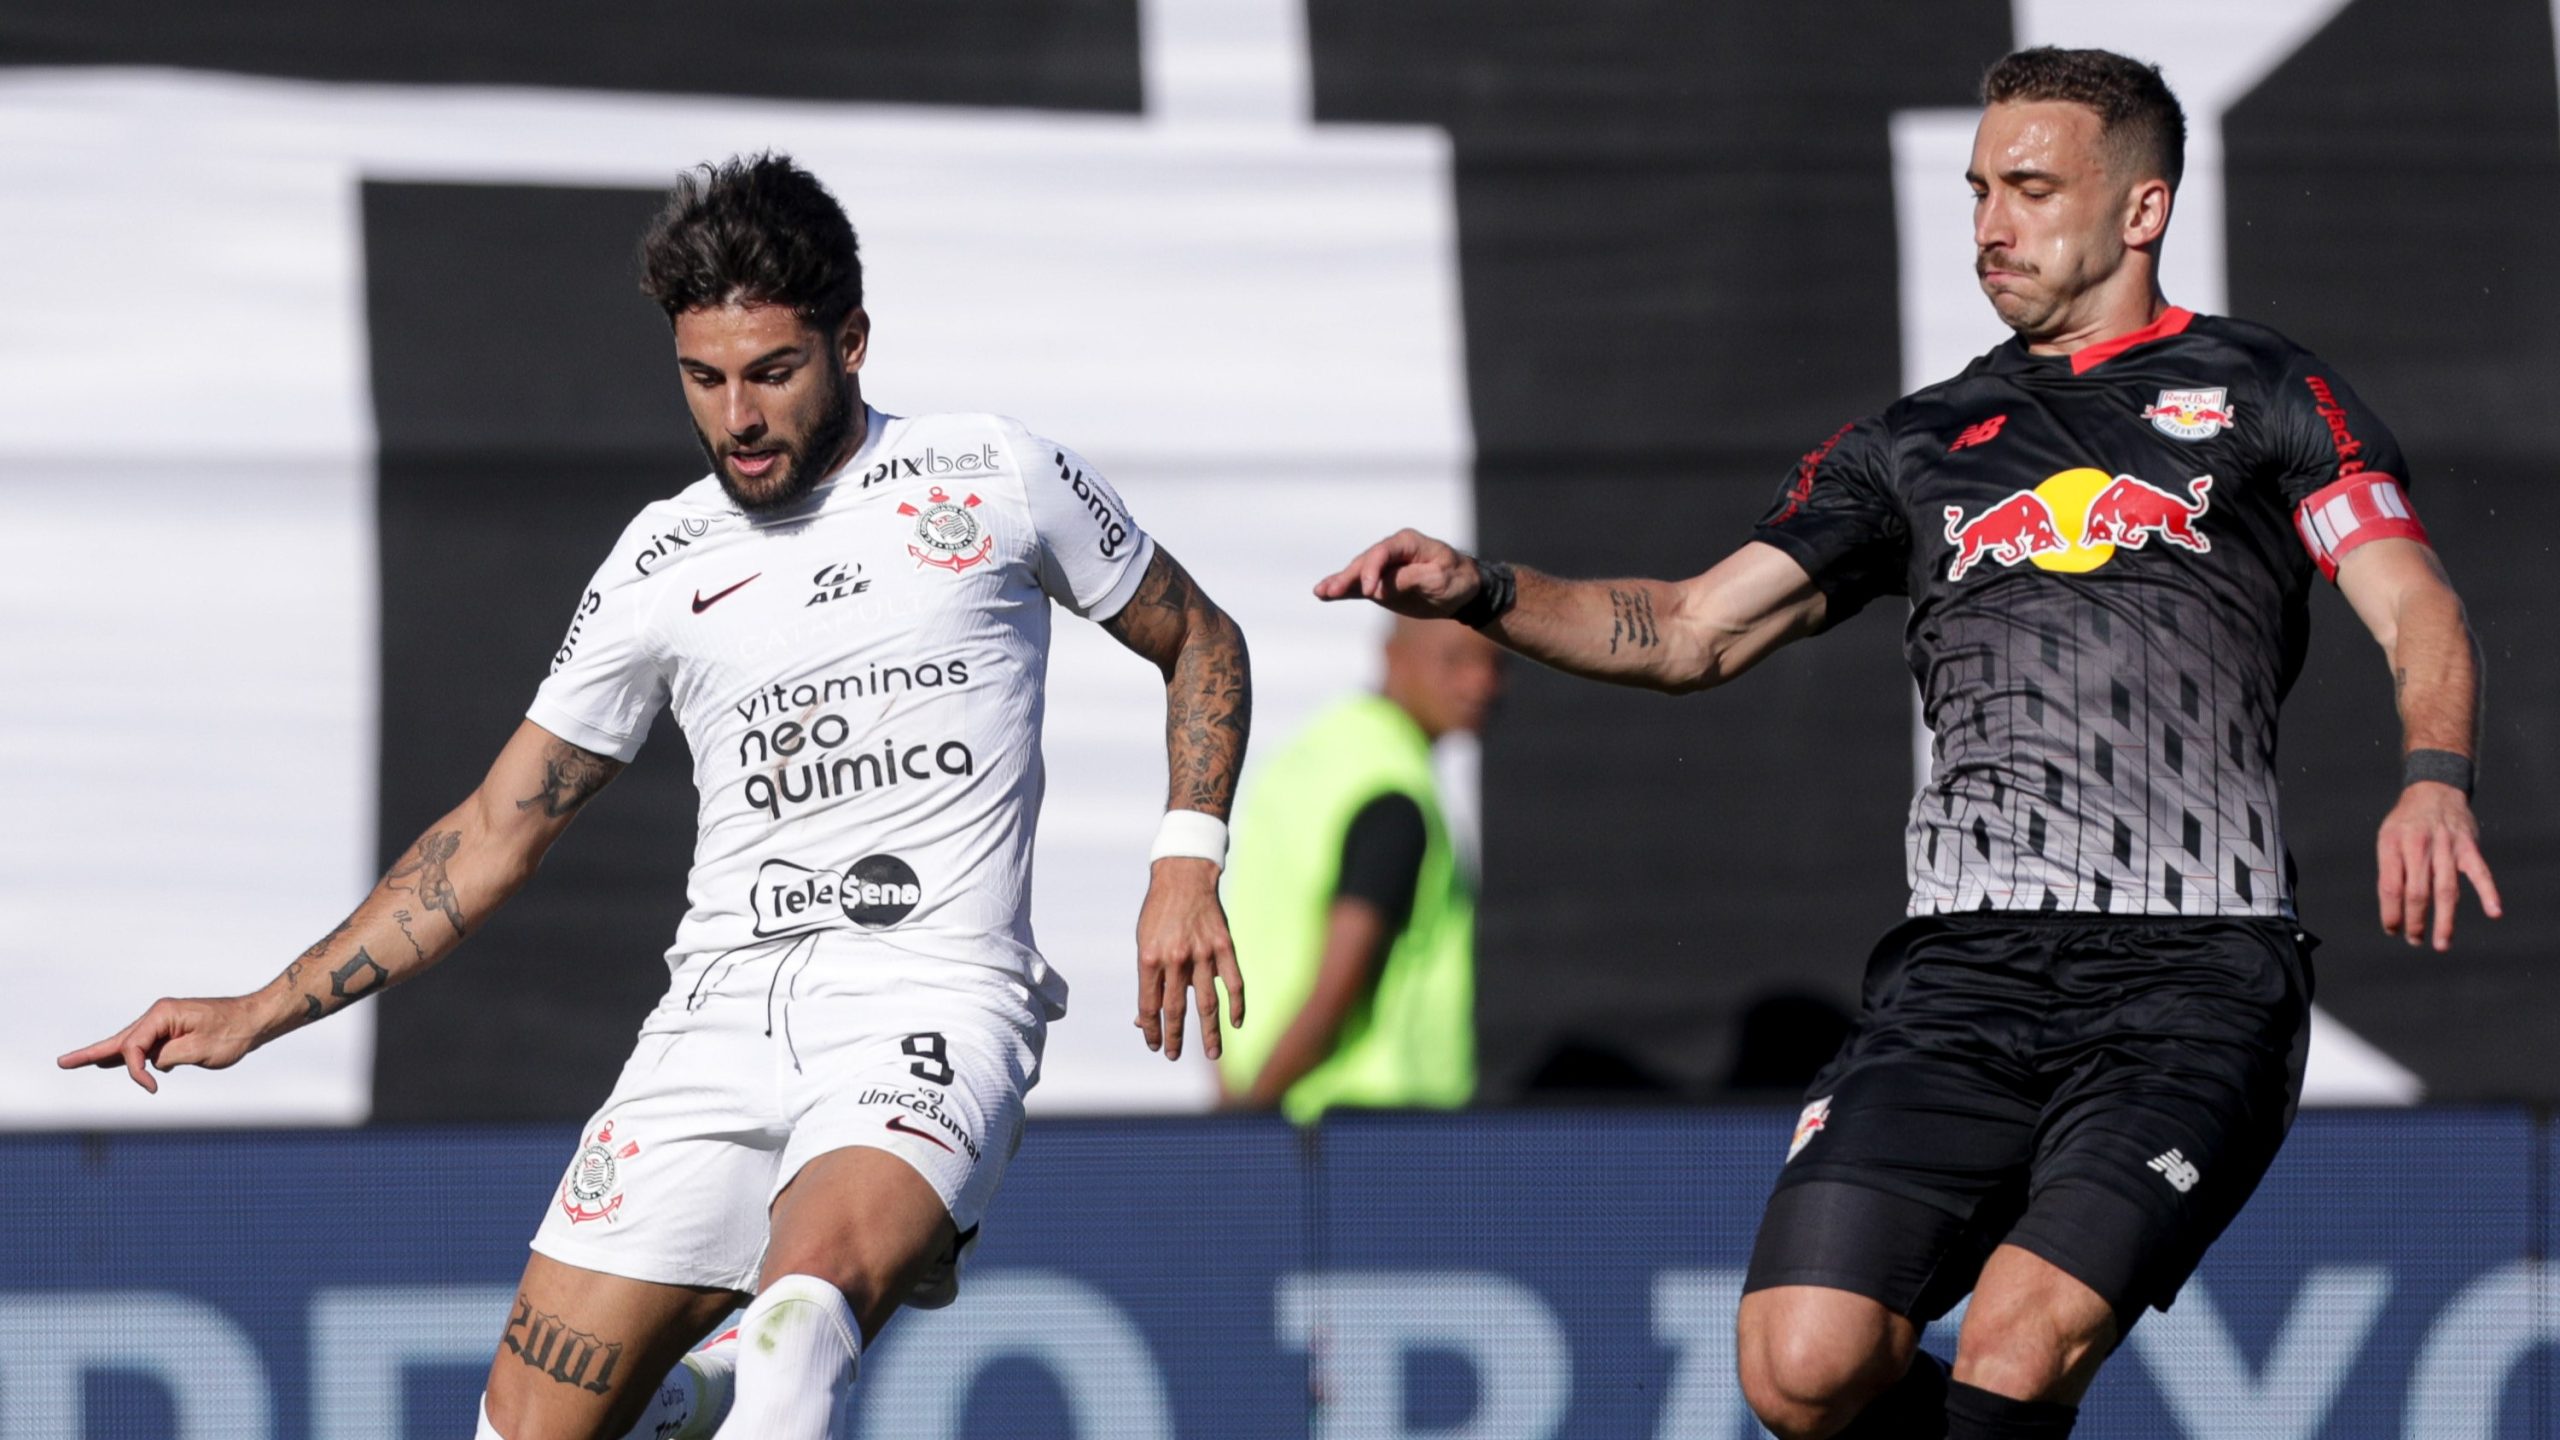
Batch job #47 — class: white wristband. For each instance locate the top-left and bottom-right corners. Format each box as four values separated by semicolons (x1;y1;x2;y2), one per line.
1148;809;1229;867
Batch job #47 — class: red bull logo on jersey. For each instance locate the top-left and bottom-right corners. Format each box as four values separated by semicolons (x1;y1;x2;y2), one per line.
1943;468;2214;581
2081;473;2214;554
2142;387;2236;441
1943;488;2066;579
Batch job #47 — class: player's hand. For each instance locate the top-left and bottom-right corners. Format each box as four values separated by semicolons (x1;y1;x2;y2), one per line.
2376;782;2502;952
1134;857;1244;1062
1315;529;1482;618
56;996;269;1094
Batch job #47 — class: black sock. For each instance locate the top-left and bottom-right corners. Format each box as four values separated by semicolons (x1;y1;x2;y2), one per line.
1943;1379;2077;1438
1834;1350;1948;1439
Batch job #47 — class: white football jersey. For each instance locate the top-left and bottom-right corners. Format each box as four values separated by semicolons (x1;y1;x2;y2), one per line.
528;407;1155;1018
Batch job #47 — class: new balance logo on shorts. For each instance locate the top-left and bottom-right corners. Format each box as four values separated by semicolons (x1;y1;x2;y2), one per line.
2148;1148;2201;1193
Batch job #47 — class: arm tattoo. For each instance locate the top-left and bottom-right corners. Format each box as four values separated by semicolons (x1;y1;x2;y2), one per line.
1101;549;1191;659
279;909;356;995
301;947;390;1022
1608;587;1660;653
516;738;621;818
1104;551;1253;818
386;829;468;937
391;908;430;965
502;1294;627;1394
1169;611;1252;817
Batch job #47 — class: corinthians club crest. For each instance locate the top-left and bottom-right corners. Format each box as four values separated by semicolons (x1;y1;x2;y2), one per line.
560;1119;641;1224
899;487;995;573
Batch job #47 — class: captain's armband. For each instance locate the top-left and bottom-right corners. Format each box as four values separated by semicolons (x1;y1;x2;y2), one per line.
2294;474;2427;581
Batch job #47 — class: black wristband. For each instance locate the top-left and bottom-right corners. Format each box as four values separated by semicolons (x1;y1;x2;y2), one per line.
1451;558;1517;629
2403;748;2475;796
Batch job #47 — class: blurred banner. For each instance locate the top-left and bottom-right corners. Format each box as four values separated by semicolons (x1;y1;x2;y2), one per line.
0;1109;2551;1438
2;0;2553;1127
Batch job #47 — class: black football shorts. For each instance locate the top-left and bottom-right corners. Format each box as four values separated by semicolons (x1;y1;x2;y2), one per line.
1743;913;2314;1329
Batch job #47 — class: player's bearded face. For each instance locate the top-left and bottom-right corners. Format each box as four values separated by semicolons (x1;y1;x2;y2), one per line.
1967;101;2136;340
672;302;867;514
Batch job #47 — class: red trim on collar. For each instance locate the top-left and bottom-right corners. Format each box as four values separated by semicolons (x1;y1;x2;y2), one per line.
2067;306;2195;374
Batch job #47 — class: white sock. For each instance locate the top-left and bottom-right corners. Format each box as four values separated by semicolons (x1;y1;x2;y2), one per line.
617;1327;740;1440
475;1395;506;1440
711;1274;861;1440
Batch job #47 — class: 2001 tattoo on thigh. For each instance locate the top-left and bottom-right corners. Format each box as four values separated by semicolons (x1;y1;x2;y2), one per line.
502;1293;626;1395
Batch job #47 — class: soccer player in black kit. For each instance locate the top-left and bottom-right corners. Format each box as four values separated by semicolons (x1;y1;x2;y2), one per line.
1319;47;2500;1440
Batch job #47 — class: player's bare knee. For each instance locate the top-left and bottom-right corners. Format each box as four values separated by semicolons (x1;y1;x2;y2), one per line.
1952;1304;2107;1401
1738;1313;1901;1437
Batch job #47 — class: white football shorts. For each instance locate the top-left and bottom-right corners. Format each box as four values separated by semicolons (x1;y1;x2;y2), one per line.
529;933;1045;1295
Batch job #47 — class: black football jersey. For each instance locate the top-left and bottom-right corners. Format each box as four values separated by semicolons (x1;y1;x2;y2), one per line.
1754;308;2427;917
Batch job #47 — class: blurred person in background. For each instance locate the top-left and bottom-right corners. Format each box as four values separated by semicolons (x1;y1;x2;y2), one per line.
59;153;1251;1440
1218;617;1501;1121
1319;46;2496;1440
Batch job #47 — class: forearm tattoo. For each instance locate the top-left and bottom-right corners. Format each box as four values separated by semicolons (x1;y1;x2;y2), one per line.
390;908;430;965
385;829;468;937
1105;551;1253;819
516;738;621;818
300;947;390;1023
1608;587;1660;653
283;910;355;993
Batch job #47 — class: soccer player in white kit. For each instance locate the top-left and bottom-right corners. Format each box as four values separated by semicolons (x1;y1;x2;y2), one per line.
59;154;1253;1440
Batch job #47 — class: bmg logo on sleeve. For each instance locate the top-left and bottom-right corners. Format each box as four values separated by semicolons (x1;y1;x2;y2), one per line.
752;854;924;936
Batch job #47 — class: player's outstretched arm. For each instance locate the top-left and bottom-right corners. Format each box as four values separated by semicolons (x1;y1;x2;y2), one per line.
1101;546;1252;1063
56;720;625;1092
2336;537;2502;951
1315;529;1828;693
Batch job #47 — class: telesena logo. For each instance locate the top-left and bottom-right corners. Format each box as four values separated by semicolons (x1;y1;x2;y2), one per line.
752;854;924;936
860;443;1003;489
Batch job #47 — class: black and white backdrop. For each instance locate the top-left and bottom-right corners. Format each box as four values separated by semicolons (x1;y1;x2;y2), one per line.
4;0;2552;1126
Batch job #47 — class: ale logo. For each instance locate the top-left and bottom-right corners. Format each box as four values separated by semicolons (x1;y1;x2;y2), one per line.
1943;468;2213;581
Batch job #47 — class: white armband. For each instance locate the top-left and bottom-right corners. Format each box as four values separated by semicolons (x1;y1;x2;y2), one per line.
1148;809;1229;867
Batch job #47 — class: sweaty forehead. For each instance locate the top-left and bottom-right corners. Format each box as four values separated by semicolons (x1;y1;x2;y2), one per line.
1972;100;2110;178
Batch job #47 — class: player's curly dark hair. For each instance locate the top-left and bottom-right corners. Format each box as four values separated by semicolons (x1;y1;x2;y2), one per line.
638;153;863;332
1982;47;2186;193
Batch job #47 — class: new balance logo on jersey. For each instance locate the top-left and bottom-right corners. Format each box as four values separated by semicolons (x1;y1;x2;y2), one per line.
1949;415;2008;453
2148;1148;2201;1193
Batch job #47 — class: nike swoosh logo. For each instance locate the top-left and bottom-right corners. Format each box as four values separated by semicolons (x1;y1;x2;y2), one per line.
691;574;760;613
885;1114;955;1153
